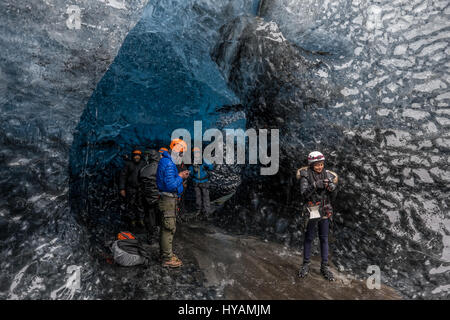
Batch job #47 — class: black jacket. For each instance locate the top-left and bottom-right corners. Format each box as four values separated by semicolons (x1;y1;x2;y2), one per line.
299;167;338;211
119;159;146;190
139;150;160;205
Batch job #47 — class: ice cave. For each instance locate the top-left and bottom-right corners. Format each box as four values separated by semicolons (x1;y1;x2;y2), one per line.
0;0;449;300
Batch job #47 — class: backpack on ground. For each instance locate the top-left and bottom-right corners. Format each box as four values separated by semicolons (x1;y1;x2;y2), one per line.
111;231;151;267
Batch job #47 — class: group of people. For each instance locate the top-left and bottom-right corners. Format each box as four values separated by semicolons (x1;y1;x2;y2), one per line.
119;138;338;280
119;139;214;268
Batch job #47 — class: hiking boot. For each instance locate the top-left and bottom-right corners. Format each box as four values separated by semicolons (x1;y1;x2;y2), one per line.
320;263;335;281
298;262;310;278
162;255;183;268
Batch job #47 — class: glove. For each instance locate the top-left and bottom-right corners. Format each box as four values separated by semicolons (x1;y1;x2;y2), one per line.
324;179;336;192
323;204;333;218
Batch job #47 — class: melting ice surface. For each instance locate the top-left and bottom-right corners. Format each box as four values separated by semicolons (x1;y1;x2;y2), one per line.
0;0;448;299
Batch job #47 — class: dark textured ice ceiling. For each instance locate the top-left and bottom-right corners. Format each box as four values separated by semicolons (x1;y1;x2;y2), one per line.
69;0;254;246
69;1;248;180
0;0;449;300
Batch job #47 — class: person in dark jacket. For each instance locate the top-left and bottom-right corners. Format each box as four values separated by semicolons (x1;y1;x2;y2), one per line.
297;151;338;281
119;149;146;230
139;149;161;243
176;161;189;218
189;147;214;220
156;139;189;268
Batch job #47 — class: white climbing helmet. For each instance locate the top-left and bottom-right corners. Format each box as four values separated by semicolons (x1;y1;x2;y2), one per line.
307;151;325;165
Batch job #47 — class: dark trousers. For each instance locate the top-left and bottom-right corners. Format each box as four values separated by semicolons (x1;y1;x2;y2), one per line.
124;188;144;224
144;201;160;232
178;193;186;216
145;203;160;227
303;218;329;264
194;182;210;214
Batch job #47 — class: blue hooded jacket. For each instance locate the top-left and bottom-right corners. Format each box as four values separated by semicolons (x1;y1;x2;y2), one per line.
156;150;184;196
189;158;214;183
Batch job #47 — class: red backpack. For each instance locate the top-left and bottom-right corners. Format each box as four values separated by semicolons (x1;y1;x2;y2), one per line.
117;231;135;240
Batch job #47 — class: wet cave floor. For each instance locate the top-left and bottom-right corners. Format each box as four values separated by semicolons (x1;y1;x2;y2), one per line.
108;219;402;300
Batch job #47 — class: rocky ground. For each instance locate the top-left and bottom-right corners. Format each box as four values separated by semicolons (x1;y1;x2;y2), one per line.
174;221;401;300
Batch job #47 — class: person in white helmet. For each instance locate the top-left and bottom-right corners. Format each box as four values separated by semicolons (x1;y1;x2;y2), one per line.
296;151;338;281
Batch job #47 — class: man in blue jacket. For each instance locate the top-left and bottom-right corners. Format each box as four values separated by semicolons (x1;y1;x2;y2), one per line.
189;147;214;220
156;139;189;268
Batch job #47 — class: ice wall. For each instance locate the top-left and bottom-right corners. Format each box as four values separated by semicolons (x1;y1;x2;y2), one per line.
213;0;450;299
